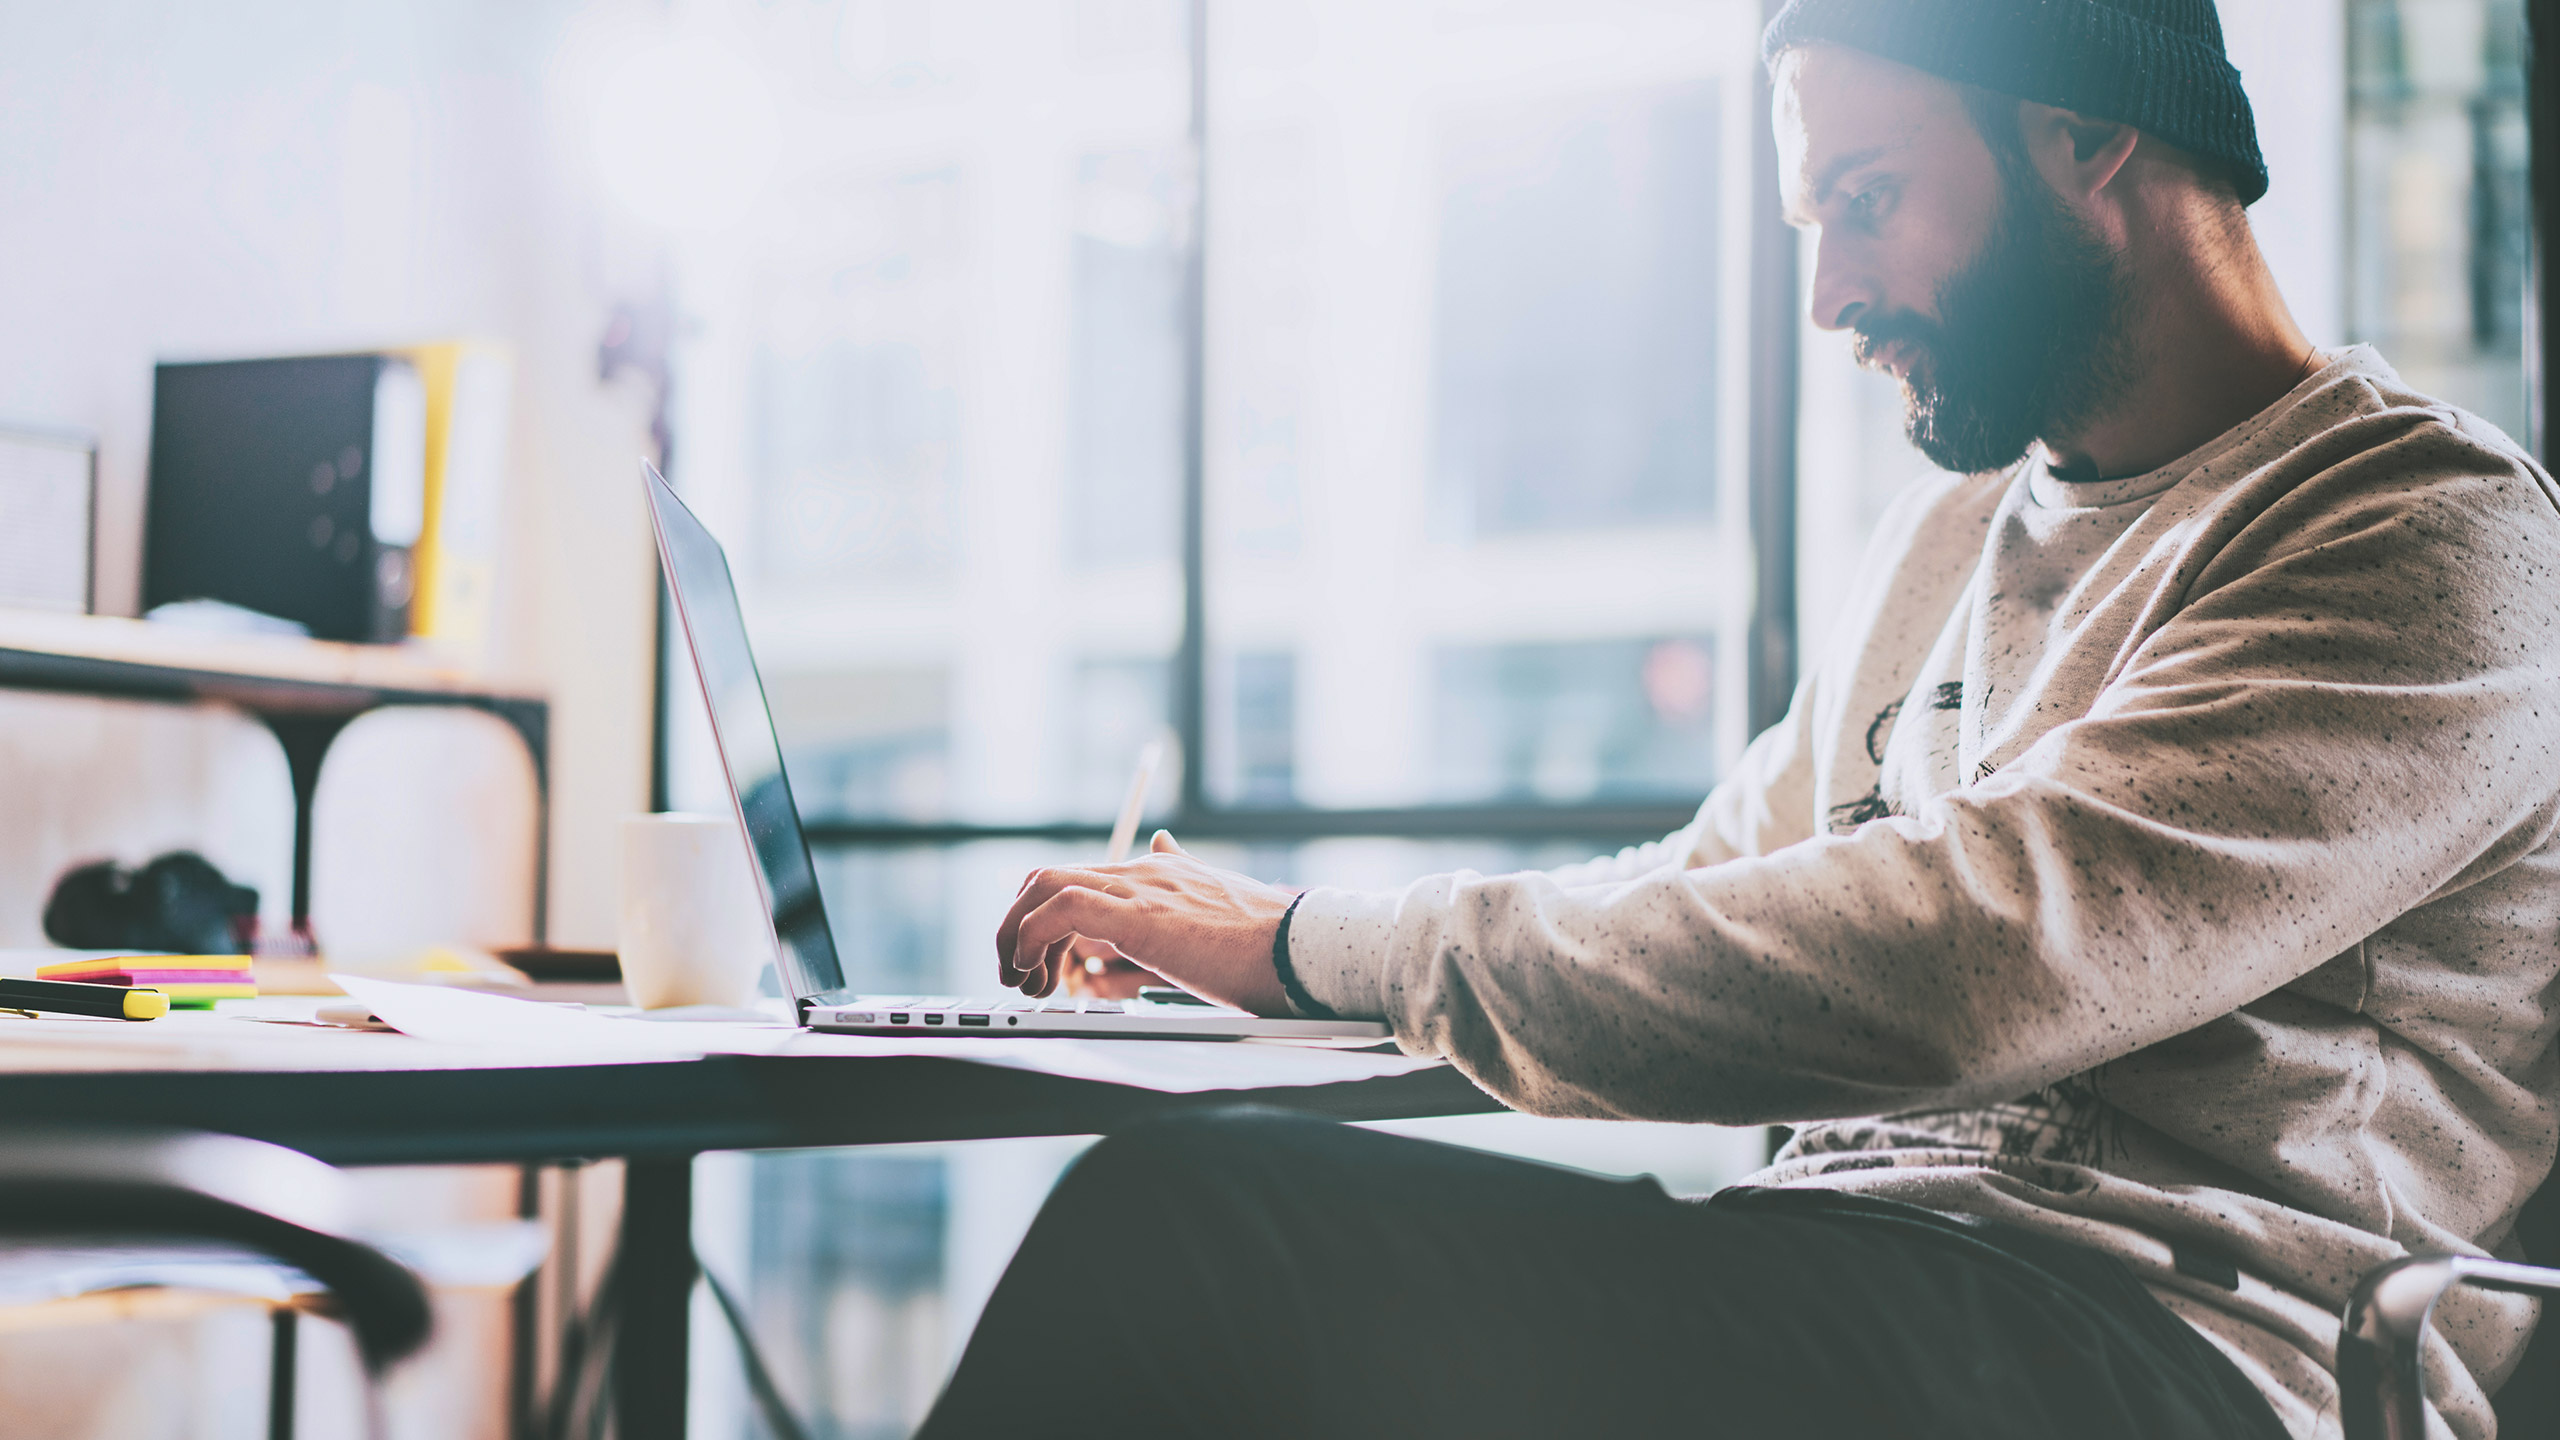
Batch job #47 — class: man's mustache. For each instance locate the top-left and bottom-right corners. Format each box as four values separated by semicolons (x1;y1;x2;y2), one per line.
1852;314;1944;375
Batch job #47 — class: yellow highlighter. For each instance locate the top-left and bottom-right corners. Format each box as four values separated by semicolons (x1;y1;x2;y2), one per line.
0;979;171;1020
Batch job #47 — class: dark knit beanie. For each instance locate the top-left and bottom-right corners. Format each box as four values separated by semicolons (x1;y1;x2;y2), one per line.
1761;0;2268;204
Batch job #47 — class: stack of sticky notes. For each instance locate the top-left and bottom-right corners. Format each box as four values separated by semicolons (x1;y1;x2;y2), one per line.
36;955;256;1007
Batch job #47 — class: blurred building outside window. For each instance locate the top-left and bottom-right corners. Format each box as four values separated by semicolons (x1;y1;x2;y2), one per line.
1202;0;1755;815
2346;0;2530;439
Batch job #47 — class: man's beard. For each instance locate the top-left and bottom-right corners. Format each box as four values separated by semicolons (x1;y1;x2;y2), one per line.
1854;168;2135;475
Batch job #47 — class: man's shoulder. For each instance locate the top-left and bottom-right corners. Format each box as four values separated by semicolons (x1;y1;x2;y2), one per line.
2213;349;2560;540
2269;349;2547;489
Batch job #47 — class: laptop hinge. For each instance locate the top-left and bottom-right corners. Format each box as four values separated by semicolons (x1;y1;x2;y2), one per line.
798;989;857;1021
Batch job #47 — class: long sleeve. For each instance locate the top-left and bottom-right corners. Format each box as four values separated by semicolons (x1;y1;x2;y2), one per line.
1284;430;2560;1123
1537;671;1825;889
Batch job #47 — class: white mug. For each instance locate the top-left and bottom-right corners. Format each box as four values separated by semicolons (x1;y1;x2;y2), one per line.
617;813;771;1010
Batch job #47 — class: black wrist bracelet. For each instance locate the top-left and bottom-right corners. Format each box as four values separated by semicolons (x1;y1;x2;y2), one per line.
1270;892;1335;1019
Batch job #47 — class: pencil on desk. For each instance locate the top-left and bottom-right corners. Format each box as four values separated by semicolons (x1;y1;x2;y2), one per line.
1086;738;1169;979
1105;737;1167;866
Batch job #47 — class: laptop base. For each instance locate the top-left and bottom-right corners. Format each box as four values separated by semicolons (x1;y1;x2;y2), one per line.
805;995;1389;1042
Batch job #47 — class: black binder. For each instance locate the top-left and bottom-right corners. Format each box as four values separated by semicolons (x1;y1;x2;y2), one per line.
143;354;425;643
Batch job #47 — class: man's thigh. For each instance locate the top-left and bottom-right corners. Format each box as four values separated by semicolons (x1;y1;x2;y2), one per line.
927;1108;2282;1440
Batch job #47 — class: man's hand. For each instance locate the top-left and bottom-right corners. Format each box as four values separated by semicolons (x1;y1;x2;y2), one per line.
1057;944;1156;1001
996;832;1295;1015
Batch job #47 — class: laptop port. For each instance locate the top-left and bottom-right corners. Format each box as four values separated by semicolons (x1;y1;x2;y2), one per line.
1007;1017;1020;1026
925;1014;945;1025
888;1013;909;1023
959;1015;990;1027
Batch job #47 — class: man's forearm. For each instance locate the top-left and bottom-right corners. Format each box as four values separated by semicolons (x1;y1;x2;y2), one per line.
1286;688;2559;1121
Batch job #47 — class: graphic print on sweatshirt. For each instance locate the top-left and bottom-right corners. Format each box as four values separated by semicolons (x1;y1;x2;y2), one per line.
1805;518;2146;1188
1781;1071;2121;1194
1825;681;1966;835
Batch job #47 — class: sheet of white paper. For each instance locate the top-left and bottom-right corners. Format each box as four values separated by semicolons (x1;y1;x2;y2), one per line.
329;976;713;1060
330;976;1445;1093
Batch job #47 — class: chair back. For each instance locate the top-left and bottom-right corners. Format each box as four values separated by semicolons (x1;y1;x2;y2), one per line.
0;1125;430;1371
2496;1168;2560;1433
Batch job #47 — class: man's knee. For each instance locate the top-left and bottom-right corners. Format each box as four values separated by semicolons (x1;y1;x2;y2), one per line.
1048;1106;1342;1218
1081;1104;1333;1178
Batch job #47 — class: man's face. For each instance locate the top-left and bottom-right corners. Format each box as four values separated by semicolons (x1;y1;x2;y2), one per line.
1774;45;2131;474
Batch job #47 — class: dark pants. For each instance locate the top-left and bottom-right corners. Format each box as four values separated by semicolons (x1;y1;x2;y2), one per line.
918;1108;2290;1439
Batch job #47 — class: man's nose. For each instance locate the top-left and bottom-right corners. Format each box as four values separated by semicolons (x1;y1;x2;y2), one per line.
1807;231;1878;333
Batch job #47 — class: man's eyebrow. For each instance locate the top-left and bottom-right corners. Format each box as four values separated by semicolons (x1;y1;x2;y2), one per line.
1810;144;1893;205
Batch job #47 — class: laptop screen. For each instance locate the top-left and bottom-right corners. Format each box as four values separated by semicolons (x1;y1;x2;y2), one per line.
641;461;847;1001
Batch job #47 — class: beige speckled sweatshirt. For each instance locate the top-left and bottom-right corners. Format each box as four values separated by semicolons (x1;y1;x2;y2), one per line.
1287;348;2560;1438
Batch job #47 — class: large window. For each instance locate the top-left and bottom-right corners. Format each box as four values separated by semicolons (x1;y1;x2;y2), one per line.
1201;0;1758;816
660;13;1204;1431
665;0;1769;977
661;3;1777;1432
663;0;1192;835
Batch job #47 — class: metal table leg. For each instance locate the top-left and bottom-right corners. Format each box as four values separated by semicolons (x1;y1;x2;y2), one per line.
268;1305;298;1440
258;712;355;949
614;1156;697;1440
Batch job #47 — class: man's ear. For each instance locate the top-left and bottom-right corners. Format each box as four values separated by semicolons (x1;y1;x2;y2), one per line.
2017;101;2139;206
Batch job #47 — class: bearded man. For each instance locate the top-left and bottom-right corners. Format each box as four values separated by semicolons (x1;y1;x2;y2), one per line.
921;2;2560;1436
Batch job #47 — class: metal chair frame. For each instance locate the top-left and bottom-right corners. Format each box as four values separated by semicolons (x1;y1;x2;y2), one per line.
2342;1253;2560;1440
0;1126;432;1439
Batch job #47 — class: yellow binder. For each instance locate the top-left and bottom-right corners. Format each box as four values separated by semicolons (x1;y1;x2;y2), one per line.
398;342;514;667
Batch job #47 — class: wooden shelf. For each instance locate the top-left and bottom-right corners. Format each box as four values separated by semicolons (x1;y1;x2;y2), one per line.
0;609;534;701
0;608;550;936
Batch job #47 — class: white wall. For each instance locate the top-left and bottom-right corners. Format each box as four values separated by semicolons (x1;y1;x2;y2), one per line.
0;0;662;953
0;6;664;1432
2226;0;2351;345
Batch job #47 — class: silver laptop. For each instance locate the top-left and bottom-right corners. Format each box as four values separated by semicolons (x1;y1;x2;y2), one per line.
643;460;1390;1043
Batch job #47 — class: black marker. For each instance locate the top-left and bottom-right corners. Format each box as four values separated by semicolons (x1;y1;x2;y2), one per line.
0;978;171;1021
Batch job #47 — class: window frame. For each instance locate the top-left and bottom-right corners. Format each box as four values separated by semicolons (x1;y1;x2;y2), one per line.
661;0;1804;854
2534;0;2559;459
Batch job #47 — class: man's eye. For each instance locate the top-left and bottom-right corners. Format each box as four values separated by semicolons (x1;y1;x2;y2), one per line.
1847;184;1893;228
